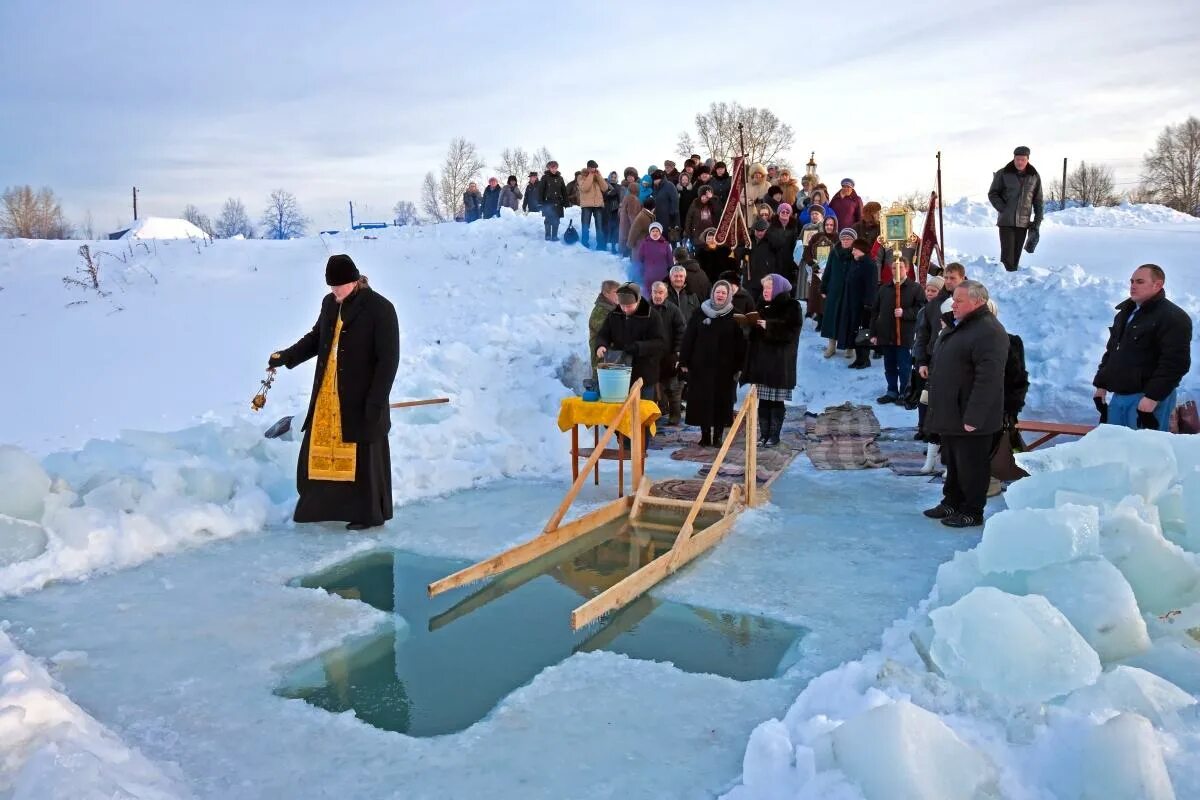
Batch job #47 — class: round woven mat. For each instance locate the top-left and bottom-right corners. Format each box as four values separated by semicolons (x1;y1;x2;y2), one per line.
649;479;732;502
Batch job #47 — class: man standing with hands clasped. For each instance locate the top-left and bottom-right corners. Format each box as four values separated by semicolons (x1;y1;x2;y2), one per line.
988;146;1043;272
1093;264;1192;431
923;280;1008;528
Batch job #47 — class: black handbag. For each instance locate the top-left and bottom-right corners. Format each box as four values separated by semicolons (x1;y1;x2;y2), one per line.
562;221;579;245
854;327;872;348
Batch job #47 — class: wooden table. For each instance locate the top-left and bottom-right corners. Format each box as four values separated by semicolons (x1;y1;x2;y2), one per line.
557;397;660;497
1016;420;1095;450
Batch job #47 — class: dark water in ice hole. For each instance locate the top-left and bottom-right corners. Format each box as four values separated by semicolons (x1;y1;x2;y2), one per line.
276;518;806;737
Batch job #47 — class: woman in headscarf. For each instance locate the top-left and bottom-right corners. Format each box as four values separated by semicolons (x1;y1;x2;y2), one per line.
677;171;697;236
679;280;747;447
802;213;838;325
799;185;832;225
820;224;859;357
618;177;641;258
742;273;802;447
855;200;893;284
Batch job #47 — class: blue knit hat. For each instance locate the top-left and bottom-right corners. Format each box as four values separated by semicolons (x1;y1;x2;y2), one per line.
840;178;855;188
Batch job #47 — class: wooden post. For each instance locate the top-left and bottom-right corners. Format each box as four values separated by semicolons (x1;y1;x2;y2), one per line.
132;186;138;221
571;425;579;482
631;389;643;494
1062;157;1068;211
744;388;757;507
935;152;944;266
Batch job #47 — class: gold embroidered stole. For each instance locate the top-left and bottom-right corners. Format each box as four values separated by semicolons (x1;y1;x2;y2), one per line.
307;313;357;481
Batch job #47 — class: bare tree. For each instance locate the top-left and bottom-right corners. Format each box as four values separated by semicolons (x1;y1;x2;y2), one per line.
1067;161;1118;207
1127;183;1157;204
1047;178;1066;210
181;204;216;237
0;185;72;239
260;190;309;239
1142;116;1200;216
393;200;418;226
435;137;485;221
495;147;532;180
895;190;931;212
676;102;795;165
215;198;255;238
420;171;445;222
80;210;95;240
532;146;553;171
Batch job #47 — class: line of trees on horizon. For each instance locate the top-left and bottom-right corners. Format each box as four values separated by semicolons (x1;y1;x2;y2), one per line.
2;114;1198;240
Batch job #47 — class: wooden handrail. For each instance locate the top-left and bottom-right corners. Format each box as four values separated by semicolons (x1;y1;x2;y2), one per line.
669;386;757;563
543;379;643;533
389;397;450;409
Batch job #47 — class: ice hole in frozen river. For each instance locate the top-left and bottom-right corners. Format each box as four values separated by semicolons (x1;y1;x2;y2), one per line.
276;518;806;737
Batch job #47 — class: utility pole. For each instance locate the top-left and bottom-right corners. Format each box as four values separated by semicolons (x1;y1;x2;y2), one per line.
1062;158;1068;211
132;186;138;221
349;201;355;229
935;151;945;267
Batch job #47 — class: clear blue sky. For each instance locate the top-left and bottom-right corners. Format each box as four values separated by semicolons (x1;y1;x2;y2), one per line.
2;0;1197;231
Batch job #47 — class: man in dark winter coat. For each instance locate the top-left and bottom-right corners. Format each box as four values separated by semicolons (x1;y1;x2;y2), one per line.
481;177;502;219
842;239;878;367
522;171;542;213
604;172;622;254
924;280;1009;528
652;170;680;234
673;247;711;299
594;282;669;400
870;258;926;403
538;162;567;241
915;262;965;379
667;264;701;321
1093;264;1193;431
744;219;782;297
269;255;400;530
988;146;1044;272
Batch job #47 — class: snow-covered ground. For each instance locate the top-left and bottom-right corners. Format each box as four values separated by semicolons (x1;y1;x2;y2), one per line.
0;203;1197;798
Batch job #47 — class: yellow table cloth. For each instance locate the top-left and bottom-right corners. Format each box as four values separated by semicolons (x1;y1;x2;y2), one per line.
557;397;660;438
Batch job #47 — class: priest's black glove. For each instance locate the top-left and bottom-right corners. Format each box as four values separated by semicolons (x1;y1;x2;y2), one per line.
268;352;286;369
1093;396;1108;424
1136;410;1159;431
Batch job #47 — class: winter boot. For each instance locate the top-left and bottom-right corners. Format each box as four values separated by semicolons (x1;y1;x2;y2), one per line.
823;340;836;358
919;443;943;475
698;427;712;447
757;405;772;446
713;427;725;448
767;406;784;447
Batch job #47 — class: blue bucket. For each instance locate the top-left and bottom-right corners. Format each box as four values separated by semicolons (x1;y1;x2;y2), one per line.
596;365;632;402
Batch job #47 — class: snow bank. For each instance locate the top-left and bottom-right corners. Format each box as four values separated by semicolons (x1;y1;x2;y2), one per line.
117;216;210;240
1047;202;1200;229
723;426;1200;799
0;628;187;798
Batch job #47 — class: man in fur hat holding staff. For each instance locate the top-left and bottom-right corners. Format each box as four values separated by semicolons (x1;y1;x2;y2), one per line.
269;254;399;530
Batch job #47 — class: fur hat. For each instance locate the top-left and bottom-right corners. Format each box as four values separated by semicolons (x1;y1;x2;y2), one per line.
863;201;881;214
753;219;770;232
718;270;741;286
698;185;714;197
926;275;946;291
1013;146;1030;157
749;163;767;177
767;186;783;197
528;170;540;178
714;161;727;172
652;169;665;180
838;227;857;239
325;254;360;286
587;159;598;169
851;238;870;253
616;282;641;303
809;205;826;218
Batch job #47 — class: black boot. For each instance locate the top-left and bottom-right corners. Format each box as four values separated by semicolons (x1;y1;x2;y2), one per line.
768;406;784;447
713;427;725;448
758;405;771;446
698;427;711;447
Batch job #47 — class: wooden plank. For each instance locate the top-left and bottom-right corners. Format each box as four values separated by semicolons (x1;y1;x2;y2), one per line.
545;380;642;532
389;397;450;409
628;476;651;522
631;390;643;492
629;520;687;532
574;595;658;653
669;394;752;562
640;494;729;513
428;495;631;597
570;510;741;630
1016;420;1093;436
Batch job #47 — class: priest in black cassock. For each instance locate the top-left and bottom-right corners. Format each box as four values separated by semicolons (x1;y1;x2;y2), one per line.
269;254;399;530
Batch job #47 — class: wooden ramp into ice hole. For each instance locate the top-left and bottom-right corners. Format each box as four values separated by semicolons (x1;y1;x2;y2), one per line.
426;383;762;630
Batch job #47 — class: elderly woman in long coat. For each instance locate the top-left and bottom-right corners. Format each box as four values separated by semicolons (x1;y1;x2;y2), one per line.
269;254;400;530
819;227;857;357
742;274;802;447
679;281;747;448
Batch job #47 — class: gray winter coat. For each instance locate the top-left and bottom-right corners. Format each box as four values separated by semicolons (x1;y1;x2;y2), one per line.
499;184;522;211
926;306;1010;437
988;162;1044;228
